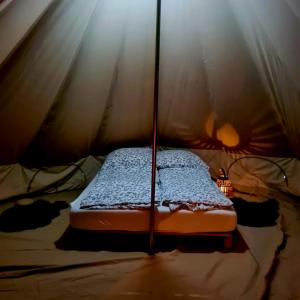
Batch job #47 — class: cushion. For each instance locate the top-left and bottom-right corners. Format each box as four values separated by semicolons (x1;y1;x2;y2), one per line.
157;150;208;170
102;147;152;170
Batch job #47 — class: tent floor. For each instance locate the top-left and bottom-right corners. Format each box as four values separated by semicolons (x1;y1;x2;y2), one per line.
0;190;299;300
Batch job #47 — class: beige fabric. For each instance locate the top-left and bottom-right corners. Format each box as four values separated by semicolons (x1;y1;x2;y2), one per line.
1;150;300;202
0;0;13;13
0;0;100;164
0;156;101;201
194;149;300;197
0;0;299;218
0;0;155;165
0;0;299;166
30;0;155;163
0;191;286;300
0;0;54;66
158;0;298;156
270;194;300;300
229;0;300;157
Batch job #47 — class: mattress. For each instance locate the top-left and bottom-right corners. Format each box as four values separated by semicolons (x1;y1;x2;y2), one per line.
70;176;237;233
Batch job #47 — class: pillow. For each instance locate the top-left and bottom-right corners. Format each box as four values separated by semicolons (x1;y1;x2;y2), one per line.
102;147;152;169
157;150;208;170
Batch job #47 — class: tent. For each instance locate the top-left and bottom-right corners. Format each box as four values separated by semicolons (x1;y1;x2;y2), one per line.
0;0;300;299
1;0;300;197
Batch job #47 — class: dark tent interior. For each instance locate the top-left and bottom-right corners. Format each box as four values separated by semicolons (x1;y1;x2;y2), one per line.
0;0;300;299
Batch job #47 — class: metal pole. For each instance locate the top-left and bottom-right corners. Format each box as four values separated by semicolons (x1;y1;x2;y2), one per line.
149;0;161;255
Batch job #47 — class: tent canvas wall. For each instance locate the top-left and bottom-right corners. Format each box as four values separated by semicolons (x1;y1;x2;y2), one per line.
1;1;300;299
0;0;300;199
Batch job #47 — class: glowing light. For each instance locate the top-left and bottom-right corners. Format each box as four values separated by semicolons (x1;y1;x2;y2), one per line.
205;113;240;147
216;123;239;147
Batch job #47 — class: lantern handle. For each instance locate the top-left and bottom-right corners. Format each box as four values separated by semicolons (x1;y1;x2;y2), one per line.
218;168;227;178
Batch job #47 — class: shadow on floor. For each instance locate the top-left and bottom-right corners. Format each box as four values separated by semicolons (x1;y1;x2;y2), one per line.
0;199;68;232
55;227;248;254
232;198;279;227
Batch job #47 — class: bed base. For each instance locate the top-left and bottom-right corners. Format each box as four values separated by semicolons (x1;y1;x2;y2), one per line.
67;227;235;251
155;231;234;250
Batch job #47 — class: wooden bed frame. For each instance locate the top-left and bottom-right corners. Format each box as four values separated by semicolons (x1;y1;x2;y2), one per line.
154;231;234;250
62;226;236;252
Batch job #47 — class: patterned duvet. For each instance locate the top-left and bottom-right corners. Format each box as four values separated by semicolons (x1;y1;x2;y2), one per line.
80;148;233;211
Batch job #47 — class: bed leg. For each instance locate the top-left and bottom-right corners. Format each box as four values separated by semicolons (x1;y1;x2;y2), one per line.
224;235;233;250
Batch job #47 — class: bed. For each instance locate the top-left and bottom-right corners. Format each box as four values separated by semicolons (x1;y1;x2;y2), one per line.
70;148;237;248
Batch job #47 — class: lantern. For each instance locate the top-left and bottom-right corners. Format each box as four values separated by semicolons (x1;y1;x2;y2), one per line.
216;168;233;197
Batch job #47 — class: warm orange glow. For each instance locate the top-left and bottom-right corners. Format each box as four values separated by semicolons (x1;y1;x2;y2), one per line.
205;113;240;147
216;123;239;147
216;178;233;197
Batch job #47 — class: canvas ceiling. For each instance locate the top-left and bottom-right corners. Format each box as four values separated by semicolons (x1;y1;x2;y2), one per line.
0;0;300;166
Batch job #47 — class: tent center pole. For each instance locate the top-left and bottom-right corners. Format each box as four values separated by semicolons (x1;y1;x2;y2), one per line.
149;0;161;255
